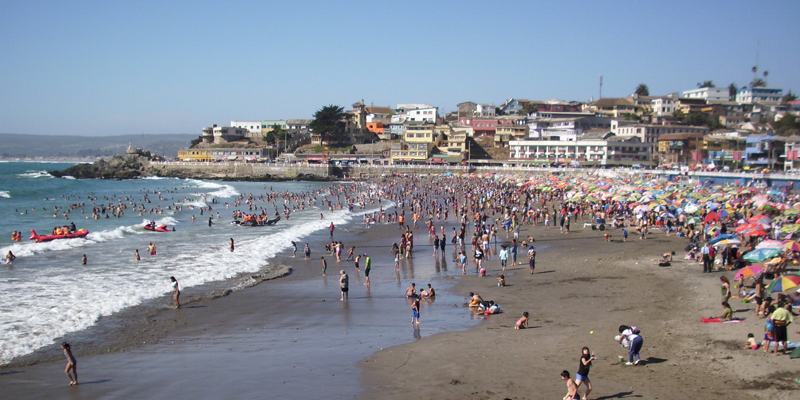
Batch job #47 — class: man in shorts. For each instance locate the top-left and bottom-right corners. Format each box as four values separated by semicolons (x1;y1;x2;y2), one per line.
339;270;349;301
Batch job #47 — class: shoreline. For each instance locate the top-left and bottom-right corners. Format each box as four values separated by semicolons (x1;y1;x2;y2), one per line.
0;201;480;399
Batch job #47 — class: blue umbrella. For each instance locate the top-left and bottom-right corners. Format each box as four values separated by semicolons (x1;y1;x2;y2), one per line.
708;233;737;245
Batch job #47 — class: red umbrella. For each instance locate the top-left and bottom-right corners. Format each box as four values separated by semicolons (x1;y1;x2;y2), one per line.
704;211;720;223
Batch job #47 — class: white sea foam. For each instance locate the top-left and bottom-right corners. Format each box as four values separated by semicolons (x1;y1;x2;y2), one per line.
1;225;142;258
0;191;10;198
207;185;239;198
0;206;355;364
62;176;76;180
17;170;53;179
140;216;179;226
184;179;239;198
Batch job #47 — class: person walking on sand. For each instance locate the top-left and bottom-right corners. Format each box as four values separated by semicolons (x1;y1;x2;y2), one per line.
134;249;140;261
170;276;180;308
339;270;349;301
561;371;579;400
499;245;509;273
148;242;157;256
321;257;328;276
575;347;596;400
61;342;78;386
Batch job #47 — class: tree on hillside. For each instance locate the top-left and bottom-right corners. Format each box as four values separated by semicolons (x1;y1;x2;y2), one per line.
698;80;715;88
771;114;800;135
728;83;738;98
635;83;649;96
782;91;797;103
519;102;538;116
310;105;348;144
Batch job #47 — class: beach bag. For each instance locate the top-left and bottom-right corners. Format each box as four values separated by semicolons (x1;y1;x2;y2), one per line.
791;347;800;359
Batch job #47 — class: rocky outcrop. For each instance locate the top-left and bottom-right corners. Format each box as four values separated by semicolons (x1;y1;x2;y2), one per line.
50;154;150;179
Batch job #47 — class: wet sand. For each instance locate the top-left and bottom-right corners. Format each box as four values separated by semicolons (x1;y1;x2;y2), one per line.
0;212;477;399
3;200;799;399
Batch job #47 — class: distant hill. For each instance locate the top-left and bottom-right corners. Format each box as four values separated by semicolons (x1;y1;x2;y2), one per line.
0;133;196;159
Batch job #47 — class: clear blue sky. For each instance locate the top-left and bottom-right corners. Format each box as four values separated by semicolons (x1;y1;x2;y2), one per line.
1;0;798;136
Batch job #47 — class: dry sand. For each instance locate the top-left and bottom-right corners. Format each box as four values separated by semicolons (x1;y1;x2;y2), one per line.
359;221;799;400
1;201;798;399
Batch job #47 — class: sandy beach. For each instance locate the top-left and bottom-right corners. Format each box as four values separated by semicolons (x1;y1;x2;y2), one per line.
1;177;798;400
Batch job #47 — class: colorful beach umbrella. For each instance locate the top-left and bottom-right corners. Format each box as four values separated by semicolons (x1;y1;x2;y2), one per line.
743;248;782;262
756;240;784;249
734;265;765;280
783;240;800;252
766;275;800;293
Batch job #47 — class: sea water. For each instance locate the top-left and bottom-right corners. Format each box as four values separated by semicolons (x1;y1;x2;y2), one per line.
0;162;360;364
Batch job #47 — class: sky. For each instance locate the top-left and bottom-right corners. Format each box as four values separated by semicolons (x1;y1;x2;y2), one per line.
1;0;799;136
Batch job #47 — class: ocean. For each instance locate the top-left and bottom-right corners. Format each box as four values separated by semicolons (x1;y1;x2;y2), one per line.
0;162;360;364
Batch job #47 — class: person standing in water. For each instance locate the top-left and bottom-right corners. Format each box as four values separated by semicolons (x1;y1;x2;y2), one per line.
148;242;156;256
364;254;371;286
321;257;328;276
339;270;349;301
134;249;140;261
170;276;180;308
5;251;16;264
230;238;235;252
61;342;78;386
81;254;87;265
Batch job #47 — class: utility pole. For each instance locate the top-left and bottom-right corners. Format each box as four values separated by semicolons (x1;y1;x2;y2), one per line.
599;74;603;99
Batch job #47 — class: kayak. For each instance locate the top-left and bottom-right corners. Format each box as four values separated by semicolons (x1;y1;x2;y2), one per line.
29;229;89;242
144;224;171;232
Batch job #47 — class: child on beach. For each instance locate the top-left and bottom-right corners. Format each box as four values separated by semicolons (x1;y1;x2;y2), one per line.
411;297;420;326
496;275;505;287
515;312;529;329
292;241;297;257
528;246;536;275
561;370;579;400
61;342;78;386
744;333;758;350
304;243;310;260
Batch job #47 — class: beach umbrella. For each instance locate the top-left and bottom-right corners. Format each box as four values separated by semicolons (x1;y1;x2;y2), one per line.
684;204;700;214
704;211;720;223
686;216;702;225
734;265;765;280
743;228;769;237
766;275;800;293
713;238;741;247
743;248;782;262
783;208;800;217
756;240;784;249
708;233;737;245
783;240;800;252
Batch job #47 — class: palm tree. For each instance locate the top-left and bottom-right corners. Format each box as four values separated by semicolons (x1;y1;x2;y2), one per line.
698;80;715;88
752;78;766;88
728;83;738;98
634;83;649;96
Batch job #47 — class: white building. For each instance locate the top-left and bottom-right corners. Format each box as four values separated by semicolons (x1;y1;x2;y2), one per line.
735;87;783;104
682;87;730;102
508;135;651;166
651;93;680;116
613;124;708;145
404;107;438;123
230;121;263;136
475;103;496;117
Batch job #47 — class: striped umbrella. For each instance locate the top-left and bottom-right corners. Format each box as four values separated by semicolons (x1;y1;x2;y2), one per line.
734;265;764;280
766;275;800;293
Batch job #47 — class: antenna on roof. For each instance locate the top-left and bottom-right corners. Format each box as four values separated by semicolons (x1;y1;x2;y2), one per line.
599;74;603;99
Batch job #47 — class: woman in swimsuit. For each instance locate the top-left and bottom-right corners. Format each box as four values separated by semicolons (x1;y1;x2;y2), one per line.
170;276;180;308
62;342;78;385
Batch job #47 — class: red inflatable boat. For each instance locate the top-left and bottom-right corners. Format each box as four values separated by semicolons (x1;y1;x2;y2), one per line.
30;229;89;242
144;224;171;232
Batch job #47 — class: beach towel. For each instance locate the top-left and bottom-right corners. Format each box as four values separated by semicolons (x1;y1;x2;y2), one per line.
701;317;745;323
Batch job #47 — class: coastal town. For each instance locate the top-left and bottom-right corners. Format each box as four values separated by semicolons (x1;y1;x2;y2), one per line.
178;81;800;172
